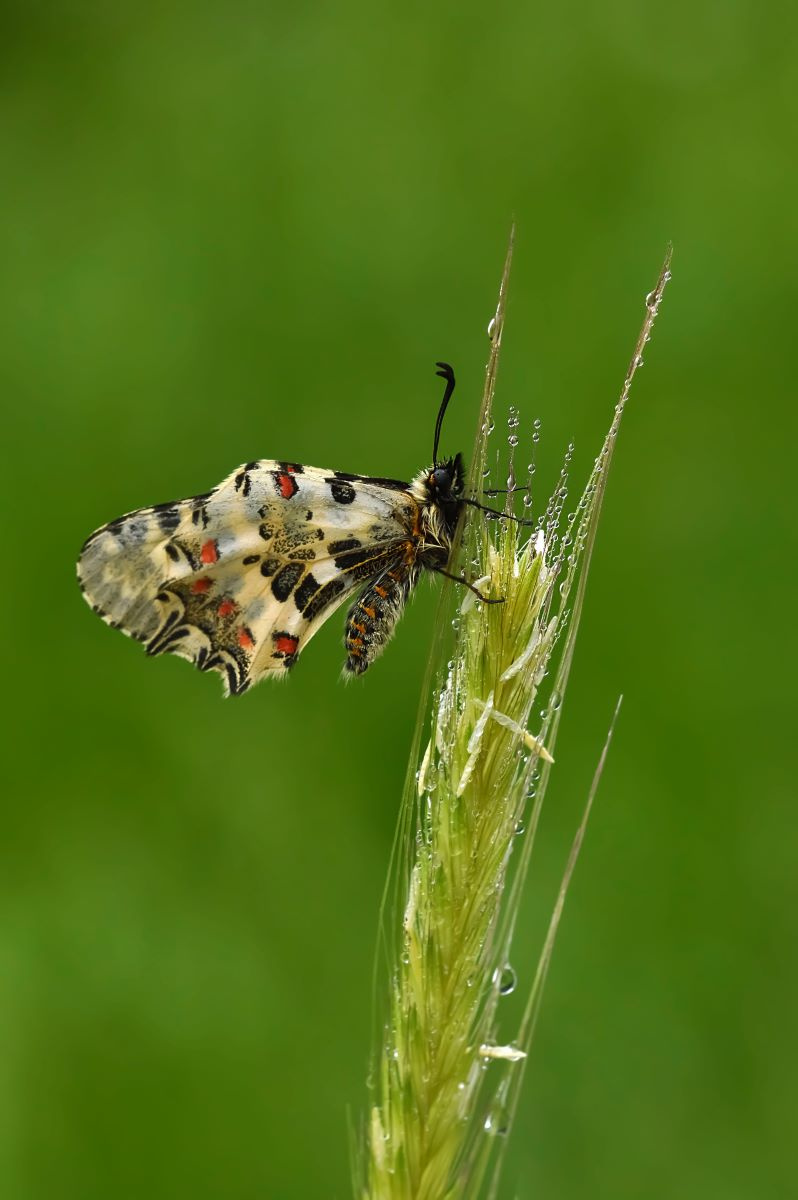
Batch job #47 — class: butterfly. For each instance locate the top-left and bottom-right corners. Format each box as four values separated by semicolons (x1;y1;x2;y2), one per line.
77;363;510;696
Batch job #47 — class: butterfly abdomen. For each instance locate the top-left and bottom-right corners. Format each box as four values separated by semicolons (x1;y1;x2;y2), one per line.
344;563;417;675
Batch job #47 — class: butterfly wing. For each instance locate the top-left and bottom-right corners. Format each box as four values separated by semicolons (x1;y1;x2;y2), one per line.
78;461;419;694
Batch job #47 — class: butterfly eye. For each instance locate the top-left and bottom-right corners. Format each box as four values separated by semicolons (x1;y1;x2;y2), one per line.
432;467;451;491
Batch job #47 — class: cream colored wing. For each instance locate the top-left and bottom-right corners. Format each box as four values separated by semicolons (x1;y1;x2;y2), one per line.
78;460;419;694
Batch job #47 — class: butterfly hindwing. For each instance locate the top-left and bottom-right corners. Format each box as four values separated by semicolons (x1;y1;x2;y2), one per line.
78;460;421;694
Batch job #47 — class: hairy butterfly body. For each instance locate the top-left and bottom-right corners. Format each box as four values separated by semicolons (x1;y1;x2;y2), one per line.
77;364;472;695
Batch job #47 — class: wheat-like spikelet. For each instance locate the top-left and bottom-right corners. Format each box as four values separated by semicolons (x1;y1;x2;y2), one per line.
362;238;672;1200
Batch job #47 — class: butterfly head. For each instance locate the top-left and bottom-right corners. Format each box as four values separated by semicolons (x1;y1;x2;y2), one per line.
427;453;465;503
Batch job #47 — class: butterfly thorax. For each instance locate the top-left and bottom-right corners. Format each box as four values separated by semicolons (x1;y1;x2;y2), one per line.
409;452;465;559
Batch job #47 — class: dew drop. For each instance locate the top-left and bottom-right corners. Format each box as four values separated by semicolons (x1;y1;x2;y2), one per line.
514;818;525;836
494;964;516;995
484;1105;510;1136
487;316;497;339
508;434;519;448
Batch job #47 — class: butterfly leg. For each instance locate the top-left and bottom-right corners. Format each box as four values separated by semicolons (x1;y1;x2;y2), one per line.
431;566;505;604
461;497;535;526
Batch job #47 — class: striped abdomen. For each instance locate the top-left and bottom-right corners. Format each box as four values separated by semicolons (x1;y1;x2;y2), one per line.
344;563;418;674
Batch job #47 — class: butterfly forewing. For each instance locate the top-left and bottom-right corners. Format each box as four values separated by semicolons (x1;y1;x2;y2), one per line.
78;460;421;694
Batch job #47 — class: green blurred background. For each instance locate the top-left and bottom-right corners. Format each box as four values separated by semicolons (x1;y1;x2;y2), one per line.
2;3;796;1197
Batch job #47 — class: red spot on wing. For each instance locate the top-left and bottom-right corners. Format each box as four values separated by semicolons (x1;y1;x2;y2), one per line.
200;539;218;564
218;599;237;618
191;577;212;594
238;628;255;650
274;634;299;656
277;473;297;499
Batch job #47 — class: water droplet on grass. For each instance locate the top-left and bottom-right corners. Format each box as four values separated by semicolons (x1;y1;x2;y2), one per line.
494;964;516;995
484;1104;510;1136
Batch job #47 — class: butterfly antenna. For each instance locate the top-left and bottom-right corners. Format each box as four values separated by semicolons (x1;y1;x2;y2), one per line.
432;361;456;466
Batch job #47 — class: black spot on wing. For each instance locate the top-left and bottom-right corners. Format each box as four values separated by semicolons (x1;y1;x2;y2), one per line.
162;541;199;570
328;537;361;554
151;503;181;534
271;562;304;602
200;650;250;696
294;573;321;613
190;492;213;529
302;577;347;621
152;625;191;652
243;554;261;565
228;665;249;695
260;557;280;577
328;478;356;504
